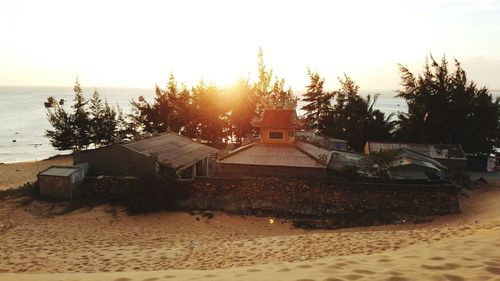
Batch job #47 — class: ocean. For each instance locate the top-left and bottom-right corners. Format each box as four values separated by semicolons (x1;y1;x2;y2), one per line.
0;86;498;163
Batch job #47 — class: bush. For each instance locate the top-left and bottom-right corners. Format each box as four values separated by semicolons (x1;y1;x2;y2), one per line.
339;165;361;181
0;182;38;199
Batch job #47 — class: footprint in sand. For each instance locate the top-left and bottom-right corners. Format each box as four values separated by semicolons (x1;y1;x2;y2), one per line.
385;277;410;281
247;268;261;272
343;274;363;280
442;274;465;281
353;269;375;275
485;266;500;275
277;268;291;272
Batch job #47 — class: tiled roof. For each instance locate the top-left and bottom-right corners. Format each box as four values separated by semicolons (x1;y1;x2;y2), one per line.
123;132;219;170
251;109;299;128
39;166;80;177
366;142;467;160
218;142;327;168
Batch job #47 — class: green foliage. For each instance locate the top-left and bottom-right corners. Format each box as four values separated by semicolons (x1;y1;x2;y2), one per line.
0;182;38;199
310;74;394;151
191;81;229;145
254;48;297;110
255;47;273;114
339;165;360;181
71;80;91;150
46;103;74;150
301;69;334;134
366;150;399;179
227;78;258;143
46;79;124;151
395;55;500;153
89;90;118;146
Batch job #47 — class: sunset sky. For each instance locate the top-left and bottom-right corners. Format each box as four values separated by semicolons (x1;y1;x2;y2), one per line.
1;0;500;90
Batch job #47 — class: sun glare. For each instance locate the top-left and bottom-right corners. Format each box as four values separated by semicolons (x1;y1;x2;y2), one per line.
0;0;499;89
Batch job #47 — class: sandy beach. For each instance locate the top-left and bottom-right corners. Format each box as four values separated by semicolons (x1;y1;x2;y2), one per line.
1;160;500;280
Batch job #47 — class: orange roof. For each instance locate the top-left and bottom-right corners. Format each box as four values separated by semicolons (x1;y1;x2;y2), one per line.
251;109;299;128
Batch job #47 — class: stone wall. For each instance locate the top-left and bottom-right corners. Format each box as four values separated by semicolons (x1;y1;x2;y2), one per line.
179;177;460;228
74;144;157;177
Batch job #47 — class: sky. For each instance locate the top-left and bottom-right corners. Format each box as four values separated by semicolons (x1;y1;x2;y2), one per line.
1;0;500;91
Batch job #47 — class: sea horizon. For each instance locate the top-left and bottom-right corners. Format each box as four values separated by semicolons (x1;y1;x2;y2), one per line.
1;85;499;164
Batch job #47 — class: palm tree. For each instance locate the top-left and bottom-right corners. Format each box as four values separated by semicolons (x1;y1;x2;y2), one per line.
344;93;394;151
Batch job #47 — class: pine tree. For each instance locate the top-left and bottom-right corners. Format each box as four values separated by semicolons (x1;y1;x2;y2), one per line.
228;78;258;143
396;55;500;153
46;104;74;150
255;47;273;110
71;79;91;150
99;99;118;145
301;69;333;134
115;104;131;141
321;75;394;151
89;89;104;146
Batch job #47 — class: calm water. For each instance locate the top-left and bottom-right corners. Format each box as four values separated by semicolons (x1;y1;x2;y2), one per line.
0;86;154;163
0;86;497;163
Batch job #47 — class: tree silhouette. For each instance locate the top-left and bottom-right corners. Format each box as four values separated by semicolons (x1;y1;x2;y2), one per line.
227;78;258;144
254;48;296;109
395;55;500;153
70;79;91;150
46;103;74;151
89;89;118;146
320;75;394;151
46;80;124;150
301;69;333;134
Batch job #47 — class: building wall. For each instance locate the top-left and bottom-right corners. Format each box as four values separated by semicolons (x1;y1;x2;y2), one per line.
74;144;157;177
217;163;326;178
261;128;295;144
38;175;72;199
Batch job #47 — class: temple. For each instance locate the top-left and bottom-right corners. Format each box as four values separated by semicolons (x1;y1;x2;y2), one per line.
217;100;331;178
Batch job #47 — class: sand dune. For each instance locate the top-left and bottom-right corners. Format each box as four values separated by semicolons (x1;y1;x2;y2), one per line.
0;162;499;280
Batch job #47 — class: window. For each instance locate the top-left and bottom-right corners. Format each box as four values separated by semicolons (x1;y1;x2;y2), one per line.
269;131;284;140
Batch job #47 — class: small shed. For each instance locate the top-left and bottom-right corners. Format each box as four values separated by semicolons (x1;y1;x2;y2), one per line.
38;166;84;199
73;132;219;179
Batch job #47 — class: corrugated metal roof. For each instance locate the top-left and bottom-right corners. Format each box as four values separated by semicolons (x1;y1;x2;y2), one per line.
295;141;332;163
366;142;467;160
39;166;80;177
123;132;219;170
218;142;326;168
395;148;448;170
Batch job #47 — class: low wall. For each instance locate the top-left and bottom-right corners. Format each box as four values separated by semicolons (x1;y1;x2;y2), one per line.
179;177;460;228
